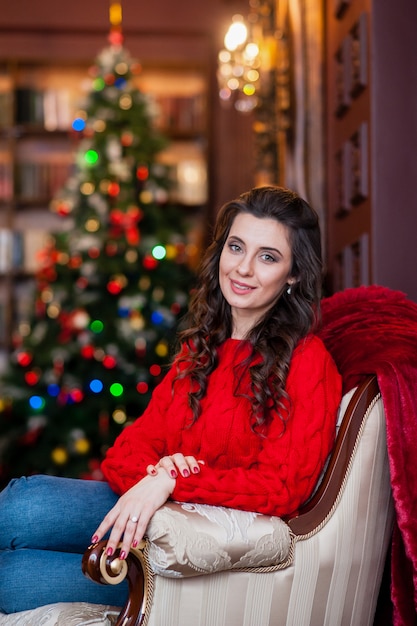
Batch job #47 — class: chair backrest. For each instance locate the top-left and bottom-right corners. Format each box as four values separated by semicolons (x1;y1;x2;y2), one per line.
281;374;394;625
287;375;383;536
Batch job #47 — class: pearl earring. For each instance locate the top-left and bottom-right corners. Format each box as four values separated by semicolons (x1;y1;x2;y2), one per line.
286;284;292;295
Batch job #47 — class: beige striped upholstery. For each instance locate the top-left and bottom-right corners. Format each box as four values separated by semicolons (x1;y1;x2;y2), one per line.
142;389;394;626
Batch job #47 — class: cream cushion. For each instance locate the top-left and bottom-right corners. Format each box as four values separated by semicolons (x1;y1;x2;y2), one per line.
146;501;293;577
143;392;357;580
0;603;120;625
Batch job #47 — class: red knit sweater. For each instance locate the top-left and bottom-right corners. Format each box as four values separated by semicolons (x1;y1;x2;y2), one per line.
101;335;342;518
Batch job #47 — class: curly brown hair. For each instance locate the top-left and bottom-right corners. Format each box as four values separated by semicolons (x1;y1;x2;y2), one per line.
175;186;323;428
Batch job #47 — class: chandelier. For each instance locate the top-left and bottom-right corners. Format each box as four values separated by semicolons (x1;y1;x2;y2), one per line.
217;0;278;114
217;13;262;113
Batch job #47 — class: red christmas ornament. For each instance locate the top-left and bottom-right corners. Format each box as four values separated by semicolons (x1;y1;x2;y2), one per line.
143;255;158;270
81;345;95;359
25;370;40;386
108;29;124;46
88;247;100;259
35;299;47;317
103;355;117;369
76;277;89;290
37;267;57;282
107;279;123;295
17;351;33;367
121;132;133;147
53;358;65;375
126;226;139;246
136;381;149;394
56;201;71;216
109;208;142;245
108;182;120;197
150;364;161;377
128;206;143;221
109;209;124;225
99;411;110;436
57;389;69;406
136;165;149;181
104;73;115;85
70;388;84;403
68;255;83;269
171;302;181;315
105;242;119;256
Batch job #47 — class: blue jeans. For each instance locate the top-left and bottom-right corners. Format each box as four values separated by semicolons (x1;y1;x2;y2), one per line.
0;475;128;614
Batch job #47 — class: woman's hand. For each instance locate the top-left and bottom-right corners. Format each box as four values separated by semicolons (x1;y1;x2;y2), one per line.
91;469;175;560
146;453;204;479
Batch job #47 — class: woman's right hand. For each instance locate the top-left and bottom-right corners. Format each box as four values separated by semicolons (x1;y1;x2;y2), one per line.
147;453;204;479
91;469;175;560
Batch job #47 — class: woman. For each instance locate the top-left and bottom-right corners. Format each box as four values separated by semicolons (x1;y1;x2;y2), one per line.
0;186;342;614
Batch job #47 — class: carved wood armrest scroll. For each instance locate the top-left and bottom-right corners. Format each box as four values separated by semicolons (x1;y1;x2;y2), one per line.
82;539;154;626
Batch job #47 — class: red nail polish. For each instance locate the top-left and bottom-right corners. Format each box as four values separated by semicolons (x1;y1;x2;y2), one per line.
183;469;189;477
91;535;99;543
119;550;127;560
132;540;138;548
106;547;113;557
170;470;177;478
193;466;199;474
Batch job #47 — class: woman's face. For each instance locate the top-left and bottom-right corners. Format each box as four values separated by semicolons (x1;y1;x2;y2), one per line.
219;212;295;339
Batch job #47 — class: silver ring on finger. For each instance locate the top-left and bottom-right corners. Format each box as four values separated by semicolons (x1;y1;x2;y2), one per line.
130;515;139;523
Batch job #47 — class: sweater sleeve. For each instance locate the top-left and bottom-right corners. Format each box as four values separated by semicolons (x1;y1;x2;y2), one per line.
170;336;342;517
101;363;178;493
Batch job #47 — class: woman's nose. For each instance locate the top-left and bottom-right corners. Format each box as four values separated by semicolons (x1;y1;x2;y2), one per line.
237;257;253;275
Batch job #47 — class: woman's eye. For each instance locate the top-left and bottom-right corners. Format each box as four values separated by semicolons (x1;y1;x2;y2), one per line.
229;243;241;252
261;253;277;263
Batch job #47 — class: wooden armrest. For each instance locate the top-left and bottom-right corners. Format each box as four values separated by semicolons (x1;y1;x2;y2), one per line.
287;375;380;536
82;539;152;626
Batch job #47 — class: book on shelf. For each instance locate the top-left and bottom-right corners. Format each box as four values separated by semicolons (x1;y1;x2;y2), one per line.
16;160;72;200
0;287;6;347
155;94;205;134
15;87;45;126
0;159;13;200
0;91;12;127
0;228;48;273
0;229;24;272
13;277;36;322
22;229;48;273
15;87;72;130
0;229;11;272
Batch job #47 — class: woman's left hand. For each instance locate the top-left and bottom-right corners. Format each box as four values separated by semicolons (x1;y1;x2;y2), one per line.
147;453;204;479
91;469;175;560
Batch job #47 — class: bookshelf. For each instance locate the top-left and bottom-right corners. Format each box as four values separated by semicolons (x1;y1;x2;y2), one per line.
0;59;208;366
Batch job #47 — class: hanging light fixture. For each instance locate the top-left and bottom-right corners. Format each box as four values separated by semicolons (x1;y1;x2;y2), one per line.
217;14;261;112
109;2;123;46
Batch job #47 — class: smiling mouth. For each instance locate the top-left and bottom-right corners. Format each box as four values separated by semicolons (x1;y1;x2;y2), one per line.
231;280;255;292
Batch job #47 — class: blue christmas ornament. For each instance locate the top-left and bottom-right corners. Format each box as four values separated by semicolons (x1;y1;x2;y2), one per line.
72;118;86;132
89;379;104;393
29;395;45;410
47;384;60;397
151;310;164;325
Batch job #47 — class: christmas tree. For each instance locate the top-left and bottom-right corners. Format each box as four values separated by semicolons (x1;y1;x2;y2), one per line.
0;17;195;485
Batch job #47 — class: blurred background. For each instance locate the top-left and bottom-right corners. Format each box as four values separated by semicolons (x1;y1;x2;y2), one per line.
0;0;416;482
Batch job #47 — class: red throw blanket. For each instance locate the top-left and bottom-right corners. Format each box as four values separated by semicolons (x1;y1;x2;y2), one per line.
319;285;417;626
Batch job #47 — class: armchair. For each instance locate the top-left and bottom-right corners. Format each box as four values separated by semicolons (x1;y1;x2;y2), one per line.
82;374;394;626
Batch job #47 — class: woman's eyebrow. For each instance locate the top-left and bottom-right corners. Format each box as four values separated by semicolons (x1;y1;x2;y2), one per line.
259;245;282;255
228;235;283;257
